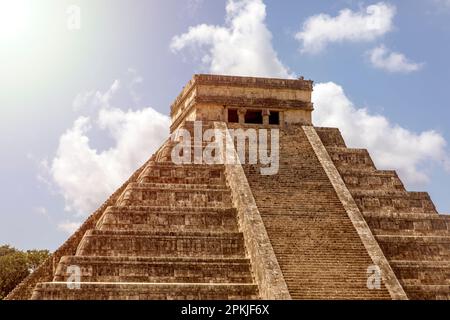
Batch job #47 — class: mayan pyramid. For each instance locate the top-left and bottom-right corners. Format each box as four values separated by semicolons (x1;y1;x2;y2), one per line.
6;74;449;300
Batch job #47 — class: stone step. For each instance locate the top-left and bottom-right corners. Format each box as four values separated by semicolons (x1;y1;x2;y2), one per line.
53;256;253;284
376;235;450;261
363;211;443;219
142;162;224;169
76;230;246;258
351;190;437;214
169;146;225;165
315;127;347;148
365;213;450;236
336;167;384;175
401;285;450;300
154;138;220;163
117;183;232;207
246;165;341;184
31;282;259;300
340;170;405;192
96;206;238;232
326;147;376;171
390;260;450;286
163;140;220;153
125;182;228;191
137;163;225;185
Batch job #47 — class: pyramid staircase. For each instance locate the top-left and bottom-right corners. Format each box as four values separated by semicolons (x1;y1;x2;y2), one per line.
240;125;393;299
30;122;259;300
316;127;450;300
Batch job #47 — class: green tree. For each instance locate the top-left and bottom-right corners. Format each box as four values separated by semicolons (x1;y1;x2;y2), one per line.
0;245;50;299
26;249;51;272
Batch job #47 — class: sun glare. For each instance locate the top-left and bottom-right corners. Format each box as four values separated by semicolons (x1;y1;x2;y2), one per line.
0;0;30;40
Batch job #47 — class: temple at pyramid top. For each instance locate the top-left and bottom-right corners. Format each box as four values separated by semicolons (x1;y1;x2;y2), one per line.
170;74;314;132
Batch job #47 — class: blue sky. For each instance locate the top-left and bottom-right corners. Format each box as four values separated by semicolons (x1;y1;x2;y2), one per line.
1;0;450;250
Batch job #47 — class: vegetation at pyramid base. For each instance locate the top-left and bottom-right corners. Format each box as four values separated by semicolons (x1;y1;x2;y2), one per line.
0;245;50;299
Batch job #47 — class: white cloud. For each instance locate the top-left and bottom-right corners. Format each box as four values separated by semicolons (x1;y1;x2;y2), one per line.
49;78;170;216
72;91;94;111
295;2;396;54
57;221;81;234
72;80;120;111
313;82;450;186
367;45;423;73
171;0;293;78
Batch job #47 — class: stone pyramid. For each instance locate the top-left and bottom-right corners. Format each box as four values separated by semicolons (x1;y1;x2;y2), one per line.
7;74;449;300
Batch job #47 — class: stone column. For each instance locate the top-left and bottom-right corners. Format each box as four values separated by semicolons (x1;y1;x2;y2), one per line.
262;109;270;125
238;108;246;124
